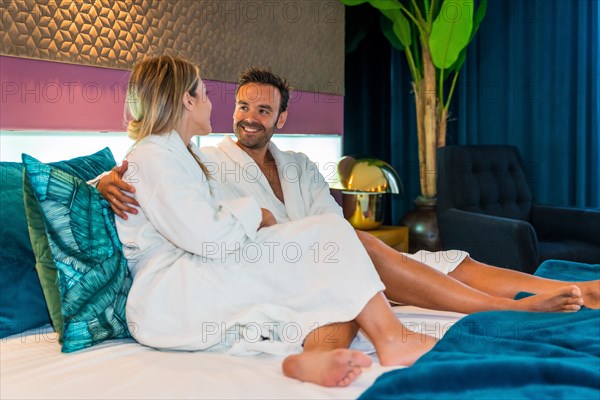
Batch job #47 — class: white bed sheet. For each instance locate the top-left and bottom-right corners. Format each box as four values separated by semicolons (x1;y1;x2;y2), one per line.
1;306;464;399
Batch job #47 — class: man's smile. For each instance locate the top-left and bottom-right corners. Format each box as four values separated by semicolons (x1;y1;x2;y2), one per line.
238;122;264;133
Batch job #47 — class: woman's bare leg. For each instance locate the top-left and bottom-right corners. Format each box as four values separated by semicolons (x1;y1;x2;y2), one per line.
356;231;584;313
354;292;437;366
284;291;439;385
282;322;372;387
449;257;600;308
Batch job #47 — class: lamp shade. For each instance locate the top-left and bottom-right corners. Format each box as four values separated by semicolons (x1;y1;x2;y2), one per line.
335;156;403;194
334;156;402;230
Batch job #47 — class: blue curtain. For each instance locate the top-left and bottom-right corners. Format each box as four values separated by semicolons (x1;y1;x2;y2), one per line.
345;0;599;222
452;0;599;208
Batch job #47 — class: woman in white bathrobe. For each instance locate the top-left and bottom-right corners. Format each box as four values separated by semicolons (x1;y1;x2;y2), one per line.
116;55;436;387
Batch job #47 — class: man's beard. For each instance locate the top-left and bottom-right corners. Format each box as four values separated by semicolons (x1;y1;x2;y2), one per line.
234;121;276;149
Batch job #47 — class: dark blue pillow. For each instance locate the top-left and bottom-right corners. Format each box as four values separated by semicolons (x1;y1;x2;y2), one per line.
0;162;50;338
22;152;132;352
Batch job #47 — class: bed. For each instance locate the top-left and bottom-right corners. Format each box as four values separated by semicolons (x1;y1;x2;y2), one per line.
3;265;599;399
3;292;599;399
1;306;465;399
2;152;599;399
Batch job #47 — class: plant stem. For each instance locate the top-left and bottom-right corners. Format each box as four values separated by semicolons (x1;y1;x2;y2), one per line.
405;46;421;84
445;70;460;110
410;0;424;23
428;0;436;29
398;3;427;35
439;67;445;112
421;45;437;198
411;27;422;74
413;83;427;197
438;107;448;147
398;3;426;84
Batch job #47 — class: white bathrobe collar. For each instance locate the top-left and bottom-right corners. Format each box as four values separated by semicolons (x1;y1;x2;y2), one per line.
143;131;208;181
217;136;285;205
217;136;309;221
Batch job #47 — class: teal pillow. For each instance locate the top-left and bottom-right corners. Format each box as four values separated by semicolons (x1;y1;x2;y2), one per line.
0;162;50;338
22;153;132;352
23;147;120;342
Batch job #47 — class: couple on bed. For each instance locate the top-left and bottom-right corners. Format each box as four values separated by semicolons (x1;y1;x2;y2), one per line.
105;55;599;388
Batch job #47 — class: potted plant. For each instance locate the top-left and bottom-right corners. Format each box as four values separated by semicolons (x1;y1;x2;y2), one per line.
341;0;487;250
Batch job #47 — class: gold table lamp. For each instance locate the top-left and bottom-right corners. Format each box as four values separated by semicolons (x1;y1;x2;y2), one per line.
335;156;402;230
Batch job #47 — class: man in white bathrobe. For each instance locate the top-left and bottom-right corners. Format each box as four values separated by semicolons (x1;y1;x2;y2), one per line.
97;68;590;345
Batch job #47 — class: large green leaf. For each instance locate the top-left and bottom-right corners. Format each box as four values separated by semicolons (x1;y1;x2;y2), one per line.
380;8;412;47
448;47;467;74
393;11;412;47
370;0;402;10
448;0;488;73
380;14;405;51
472;0;488;38
429;0;474;69
379;7;396;21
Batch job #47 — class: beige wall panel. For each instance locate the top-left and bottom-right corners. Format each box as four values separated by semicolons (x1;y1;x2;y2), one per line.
0;0;344;94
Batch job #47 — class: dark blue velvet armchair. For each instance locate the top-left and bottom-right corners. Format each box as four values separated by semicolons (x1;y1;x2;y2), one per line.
436;145;600;274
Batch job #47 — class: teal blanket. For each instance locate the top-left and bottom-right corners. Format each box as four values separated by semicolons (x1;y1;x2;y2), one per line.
359;261;600;400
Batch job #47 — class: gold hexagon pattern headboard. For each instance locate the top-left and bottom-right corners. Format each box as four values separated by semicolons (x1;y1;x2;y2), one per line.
1;0;344;94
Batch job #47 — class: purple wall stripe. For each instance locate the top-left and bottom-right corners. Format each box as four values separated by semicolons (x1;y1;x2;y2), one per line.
0;56;343;134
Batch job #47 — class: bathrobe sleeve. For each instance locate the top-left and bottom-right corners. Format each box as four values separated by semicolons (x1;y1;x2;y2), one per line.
86;170;110;187
125;145;262;258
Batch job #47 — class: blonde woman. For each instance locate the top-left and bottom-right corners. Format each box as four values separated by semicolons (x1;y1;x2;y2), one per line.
116;55;436;387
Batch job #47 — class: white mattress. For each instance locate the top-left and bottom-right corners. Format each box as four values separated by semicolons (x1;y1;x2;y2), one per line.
1;306;464;399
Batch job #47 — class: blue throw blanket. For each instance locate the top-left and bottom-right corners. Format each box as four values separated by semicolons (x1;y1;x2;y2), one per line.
359;261;600;400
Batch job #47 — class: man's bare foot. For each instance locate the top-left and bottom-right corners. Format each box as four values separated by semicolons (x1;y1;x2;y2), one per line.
516;285;583;312
374;325;437;367
576;280;600;309
282;349;372;387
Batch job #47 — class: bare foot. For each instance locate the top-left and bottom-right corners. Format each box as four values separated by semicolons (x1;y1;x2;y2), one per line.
576;280;600;309
516;285;583;312
375;325;437;367
282;349;373;387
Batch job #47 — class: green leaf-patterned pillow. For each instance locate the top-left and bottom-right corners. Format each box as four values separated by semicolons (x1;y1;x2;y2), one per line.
23;148;119;342
22;153;132;353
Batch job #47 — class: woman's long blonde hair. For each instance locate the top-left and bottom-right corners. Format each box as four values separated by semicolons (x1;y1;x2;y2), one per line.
126;55;199;142
125;55;208;174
